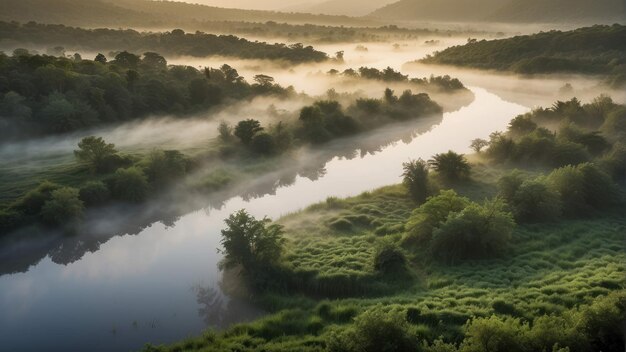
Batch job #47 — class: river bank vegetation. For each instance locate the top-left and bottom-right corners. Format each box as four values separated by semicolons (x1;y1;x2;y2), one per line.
145;94;626;352
0;84;443;237
421;24;626;88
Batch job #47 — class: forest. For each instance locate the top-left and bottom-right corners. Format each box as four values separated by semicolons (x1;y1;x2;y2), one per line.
0;50;297;140
0;21;330;63
421;24;626;87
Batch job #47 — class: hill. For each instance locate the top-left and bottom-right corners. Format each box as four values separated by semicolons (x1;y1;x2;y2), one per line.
287;0;397;16
0;0;374;29
420;24;626;86
369;0;625;23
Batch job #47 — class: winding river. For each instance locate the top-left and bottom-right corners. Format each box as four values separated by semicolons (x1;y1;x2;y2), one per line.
0;85;527;351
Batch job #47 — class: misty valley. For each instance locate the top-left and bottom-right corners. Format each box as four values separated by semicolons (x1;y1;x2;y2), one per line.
0;1;624;352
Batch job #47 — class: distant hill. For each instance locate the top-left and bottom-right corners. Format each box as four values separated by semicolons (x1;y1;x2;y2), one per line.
287;0;397;16
369;0;625;23
488;0;625;23
0;0;374;29
420;24;626;86
368;0;504;22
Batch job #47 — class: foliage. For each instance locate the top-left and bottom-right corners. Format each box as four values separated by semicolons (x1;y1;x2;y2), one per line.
428;151;471;183
219;210;285;274
144;150;188;185
430;199;515;263
328;306;418;352
402;159;431;203
234;119;264;145
78;181;110;207
422;24;626;81
109;166;149;202
74;136;118;173
373;241;408;274
40;187;84;226
498;174;562;223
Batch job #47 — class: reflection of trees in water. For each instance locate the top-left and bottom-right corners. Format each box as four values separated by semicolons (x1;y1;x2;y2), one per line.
0;114;443;275
193;283;264;329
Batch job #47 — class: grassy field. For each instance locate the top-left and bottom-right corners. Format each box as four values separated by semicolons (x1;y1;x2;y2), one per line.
145;164;626;351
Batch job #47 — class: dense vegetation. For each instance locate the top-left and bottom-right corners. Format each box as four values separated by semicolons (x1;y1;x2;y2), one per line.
369;0;623;23
142;93;626;352
0;22;330;63
0;87;443;236
422;25;626;87
0;50;295;140
328;66;467;93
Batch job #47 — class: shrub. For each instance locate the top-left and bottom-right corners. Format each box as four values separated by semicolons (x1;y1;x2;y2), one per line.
578;163;619;209
234;119;263;145
497;170;525;202
79;181;111;206
250;132;276;155
109;166;149;202
544;166;588;216
404;190;471;245
40;187;84;226
12;181;61;215
601;107;626;142
402;159;431;203
0;209;25;235
373;241;407;274
144;150;187;185
74;136;119;173
461;316;528;352
510;180;562;223
600;143;626;184
328;306;418;352
430;199;515;263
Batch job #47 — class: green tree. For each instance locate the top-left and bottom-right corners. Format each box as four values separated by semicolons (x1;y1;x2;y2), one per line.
79;181;110;206
40;187;84;226
94;53;107;64
144;150;187;185
250;132;275;155
461;316;528;352
219;210;285;274
470;138;489;153
402;159;430;203
234;119;263;145
428;151;471;182
109;167;149;202
74;136;118;173
510;180;562;223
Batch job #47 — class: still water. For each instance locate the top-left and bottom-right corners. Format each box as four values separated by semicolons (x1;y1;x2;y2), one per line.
0;87;527;351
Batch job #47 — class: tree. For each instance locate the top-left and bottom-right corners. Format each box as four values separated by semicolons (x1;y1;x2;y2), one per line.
219;210;285;274
94;53;107;64
253;74;275;86
79;181;110;206
428;151;471;182
461;316;528;352
109;167;149;202
142;52;167;69
74;136;118;173
507;115;537;137
40;187;84;226
234;119;263;145
217;121;233;142
114;51;140;68
402;159;430;203
470;138;489;153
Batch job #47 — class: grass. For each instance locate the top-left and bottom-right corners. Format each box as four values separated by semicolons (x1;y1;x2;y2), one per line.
145;165;626;351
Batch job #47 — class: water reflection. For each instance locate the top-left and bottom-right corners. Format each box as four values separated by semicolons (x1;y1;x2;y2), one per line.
0;87;528;352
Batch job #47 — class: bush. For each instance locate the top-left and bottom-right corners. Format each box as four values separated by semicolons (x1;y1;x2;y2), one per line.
0;209;25;235
12;181;61;215
328;306;418;352
144;150;187;185
430;199;515;263
40;187;84;226
461;316;528;352
79;181;110;206
74;136;119;173
373;241;407;274
109;167;149;202
404;190;471;245
510;180;562;223
250;132;276;155
601;107;626;142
